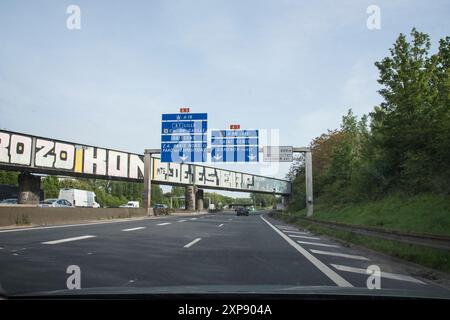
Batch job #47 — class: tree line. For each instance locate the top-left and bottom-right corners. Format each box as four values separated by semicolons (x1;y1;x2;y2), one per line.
287;29;450;210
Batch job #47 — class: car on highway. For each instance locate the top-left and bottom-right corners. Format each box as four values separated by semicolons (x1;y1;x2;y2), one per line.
153;203;168;209
236;207;249;216
0;198;18;205
38;199;74;208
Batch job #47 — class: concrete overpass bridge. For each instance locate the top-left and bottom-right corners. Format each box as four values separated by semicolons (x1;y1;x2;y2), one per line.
0;129;313;215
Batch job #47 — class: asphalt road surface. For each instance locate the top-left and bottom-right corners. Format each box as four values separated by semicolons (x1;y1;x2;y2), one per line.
0;210;449;297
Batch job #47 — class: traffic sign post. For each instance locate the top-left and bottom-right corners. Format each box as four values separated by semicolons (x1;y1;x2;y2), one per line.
292;147;313;217
161;113;208;163
211;129;259;162
304;149;313;217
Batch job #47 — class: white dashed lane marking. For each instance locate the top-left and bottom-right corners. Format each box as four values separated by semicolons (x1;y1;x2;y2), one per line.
282;230;310;235
42;235;96;245
190;218;197;221
310;249;369;261
157;222;171;226
296;240;339;248
184;238;202;248
121;227;146;232
177;219;187;222
275;225;297;230
331;264;425;284
218;224;224;227
287;234;321;240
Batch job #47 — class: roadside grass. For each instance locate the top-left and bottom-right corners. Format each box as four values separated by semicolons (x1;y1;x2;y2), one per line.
292;194;450;236
270;211;450;274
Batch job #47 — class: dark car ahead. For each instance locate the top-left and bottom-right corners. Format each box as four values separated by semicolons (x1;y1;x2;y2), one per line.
236;207;249;216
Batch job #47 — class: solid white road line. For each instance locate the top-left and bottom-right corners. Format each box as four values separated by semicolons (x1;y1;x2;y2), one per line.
296;241;339;248
260;215;353;287
184;238;202;248
310;249;369;261
287;234;321;240
331;264;425;284
42;235;96;245
178;219;187;222
121;227;146;232
218;224;224;227
157;222;171;226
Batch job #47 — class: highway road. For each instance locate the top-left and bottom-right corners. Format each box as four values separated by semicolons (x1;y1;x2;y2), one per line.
0;210;449;297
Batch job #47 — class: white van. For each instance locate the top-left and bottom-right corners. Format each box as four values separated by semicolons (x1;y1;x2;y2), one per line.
119;201;140;208
58;188;100;208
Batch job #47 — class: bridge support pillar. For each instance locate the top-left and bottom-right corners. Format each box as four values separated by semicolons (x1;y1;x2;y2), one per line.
18;173;41;205
143;150;159;216
281;195;290;211
185;185;195;211
195;189;204;211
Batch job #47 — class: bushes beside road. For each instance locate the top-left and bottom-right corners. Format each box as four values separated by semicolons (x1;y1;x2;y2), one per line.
294;194;450;237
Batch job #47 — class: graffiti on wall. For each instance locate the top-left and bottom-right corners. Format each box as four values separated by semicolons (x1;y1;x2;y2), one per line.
152;158;290;194
0;130;144;181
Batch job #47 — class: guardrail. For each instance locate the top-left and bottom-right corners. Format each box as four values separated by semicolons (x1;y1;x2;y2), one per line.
293;216;450;251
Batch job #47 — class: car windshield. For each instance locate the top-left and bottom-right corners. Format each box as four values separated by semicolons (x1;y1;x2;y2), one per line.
0;0;449;306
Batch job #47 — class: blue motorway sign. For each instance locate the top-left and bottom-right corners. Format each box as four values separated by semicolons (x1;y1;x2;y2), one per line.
211;130;259;162
161;113;207;163
161;121;207;134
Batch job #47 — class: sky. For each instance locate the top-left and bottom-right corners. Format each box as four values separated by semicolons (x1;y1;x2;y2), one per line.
0;0;449;197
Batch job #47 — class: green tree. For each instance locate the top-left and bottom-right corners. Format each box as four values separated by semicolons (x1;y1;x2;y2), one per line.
41;176;60;198
286;29;450;211
372;28;450;193
250;193;275;208
0;170;19;186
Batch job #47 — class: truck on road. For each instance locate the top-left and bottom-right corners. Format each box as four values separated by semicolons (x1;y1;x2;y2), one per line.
58;188;100;208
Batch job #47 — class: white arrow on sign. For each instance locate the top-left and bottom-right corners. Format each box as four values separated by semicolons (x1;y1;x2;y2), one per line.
248;154;257;161
180;154;189;161
213;154;222;161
